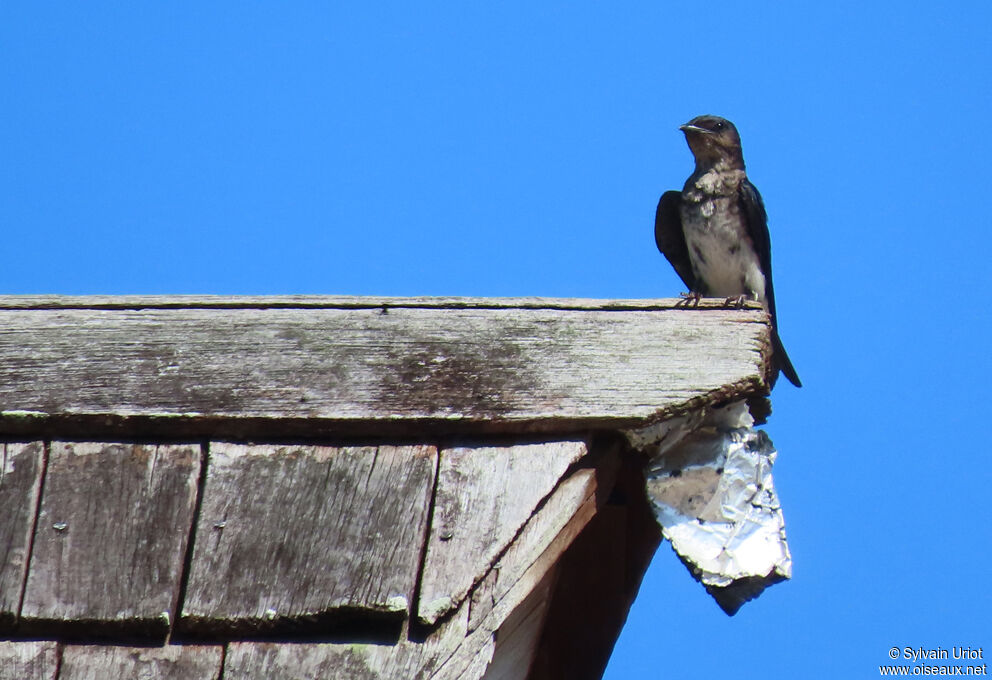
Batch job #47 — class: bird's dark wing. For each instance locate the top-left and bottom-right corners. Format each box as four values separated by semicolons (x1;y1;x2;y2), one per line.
655;190;696;291
738;179;773;305
738;179;801;387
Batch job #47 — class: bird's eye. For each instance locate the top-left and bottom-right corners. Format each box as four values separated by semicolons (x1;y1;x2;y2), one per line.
714;121;725;130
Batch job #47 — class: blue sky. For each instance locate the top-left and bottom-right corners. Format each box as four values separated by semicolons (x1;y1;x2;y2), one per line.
2;2;989;677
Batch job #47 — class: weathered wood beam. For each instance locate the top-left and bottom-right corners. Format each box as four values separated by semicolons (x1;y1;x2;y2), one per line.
0;295;761;311
0;296;769;439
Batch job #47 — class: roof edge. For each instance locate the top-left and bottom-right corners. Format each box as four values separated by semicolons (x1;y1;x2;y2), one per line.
0;295;764;312
0;376;765;442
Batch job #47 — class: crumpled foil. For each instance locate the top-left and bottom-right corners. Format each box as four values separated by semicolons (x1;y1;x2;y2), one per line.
629;400;792;615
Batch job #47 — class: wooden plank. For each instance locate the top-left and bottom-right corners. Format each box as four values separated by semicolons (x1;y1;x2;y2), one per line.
0;442;44;626
528;506;628;680
433;448;619;680
467;466;605;633
478;567;556;680
19;443;200;637
181;444;435;631
433;458;616;680
0;294;761;311
530;459;662;679
59;645;223;680
0;301;769;438
0;641;58;680
418;441;587;625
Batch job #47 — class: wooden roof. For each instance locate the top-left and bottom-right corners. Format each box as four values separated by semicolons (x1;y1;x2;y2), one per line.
0;296;772;680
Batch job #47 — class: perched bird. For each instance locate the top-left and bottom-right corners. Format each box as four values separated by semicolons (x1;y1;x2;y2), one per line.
655;115;801;388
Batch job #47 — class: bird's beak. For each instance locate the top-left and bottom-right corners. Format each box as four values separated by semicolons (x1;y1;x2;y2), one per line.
679;123;711;135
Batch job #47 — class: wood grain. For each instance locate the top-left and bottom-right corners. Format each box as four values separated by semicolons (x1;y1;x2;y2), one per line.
530;459;662;679
0;641;58;680
0;294;764;311
417;441;587;625
228;460;608;680
0;442;44;626
436;462;612;680
528;506;627;680
181;443;436;631
19;443;200;637
469;466;604;633
224;602;473;680
59;645;223;680
0;298;769;438
477;567;555;680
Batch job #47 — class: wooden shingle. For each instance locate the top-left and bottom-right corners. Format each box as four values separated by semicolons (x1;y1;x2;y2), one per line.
19;443;200;637
0;442;44;627
181;443;436;632
59;644;223;680
0;641;58;680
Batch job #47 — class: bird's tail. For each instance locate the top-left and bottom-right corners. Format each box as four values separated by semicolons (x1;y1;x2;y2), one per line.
772;330;802;388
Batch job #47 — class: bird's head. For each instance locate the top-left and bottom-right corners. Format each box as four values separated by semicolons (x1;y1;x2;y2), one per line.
679;115;745;171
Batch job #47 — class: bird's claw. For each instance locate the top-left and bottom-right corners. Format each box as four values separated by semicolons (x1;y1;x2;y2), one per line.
675;291;702;308
723;294;747;309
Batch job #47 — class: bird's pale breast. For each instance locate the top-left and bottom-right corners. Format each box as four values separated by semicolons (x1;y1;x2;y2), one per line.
681;171;767;303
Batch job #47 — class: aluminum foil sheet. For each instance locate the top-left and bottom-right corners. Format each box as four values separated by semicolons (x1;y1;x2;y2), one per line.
629;400;792;615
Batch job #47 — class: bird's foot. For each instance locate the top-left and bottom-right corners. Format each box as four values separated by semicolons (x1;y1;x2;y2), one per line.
675;291;702;308
723;294;748;309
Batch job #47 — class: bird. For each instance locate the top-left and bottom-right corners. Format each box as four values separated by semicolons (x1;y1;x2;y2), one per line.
655;115;801;388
